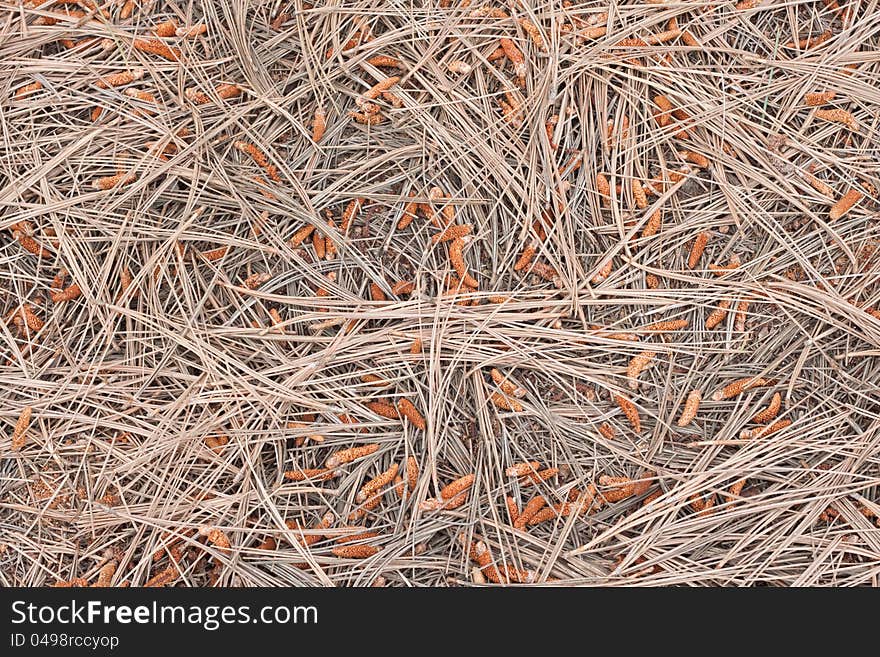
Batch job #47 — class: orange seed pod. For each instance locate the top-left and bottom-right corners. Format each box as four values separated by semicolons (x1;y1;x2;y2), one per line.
514;495;547;530
397;398;426;430
490;369;527;398
740;419;792;439
312;107;326;142
752;392;782;423
829;188;863;220
440;473;475;500
332;544;379;558
712;376;773;401
688;231;709;268
705;299;731;329
357;463;399;501
366;400;400;420
676;390;701;427
614;394;641;432
11;406;32;451
284;468;337;482
325;443;380;468
626;350;657;390
505;462;541;478
490;391;523;412
93;173;137;190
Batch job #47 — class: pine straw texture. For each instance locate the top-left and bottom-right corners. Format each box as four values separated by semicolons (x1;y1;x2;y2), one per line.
2;1;880;587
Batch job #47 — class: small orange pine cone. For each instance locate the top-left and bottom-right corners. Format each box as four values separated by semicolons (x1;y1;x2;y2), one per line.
591;257;613;284
92;560;117;587
392;280;415;296
490;392;523;412
520;467;559;486
332;544;379;558
678;150;709;168
740;418;792;439
646;274;660;289
688;231;709;268
397;193;419;230
356;463;399;502
712;376;773;401
626;350;657;390
527;505;561;525
311;230;326;259
366;400;400;420
506;462;541;478
204;434;229;454
519;17;546;51
360;374;389;387
805;91;836;106
506;496;520;523
177;23;208;37
340;198;363;232
257;536;277;550
234;140;281;182
311;107;327;142
441;473;475;500
752;392;782;423
284;468;337;482
705;299;732;329
432;223;472;244
394;475;406;499
404;456;418;490
11;406;32;451
132;38;181;61
734;300;750;331
186;83;242;105
829;188;863;220
369;283;386;301
144;566;178;588
199;527;231;554
397;398;426;430
689;493;716;516
596;173;612;207
409;338;423;354
325;443;380;468
632;179;648;209
598;422;616;439
51;284;82;303
93;173;137;190
95;68;145;89
243;272;270;290
17;304;45;333
289;224;315;247
14;81;43;98
641;208;663;240
490;369;527;398
676;390;701;427
365;55;402;68
642;319;689;333
728;479;747;498
334;530;381;545
653;95;674;127
153;19;178;37
614;394;641;432
200;246;229;261
514;495;546;530
514;241;538;271
499;37;526;77
815;108;858;130
449;236;478;287
359;76;401;105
